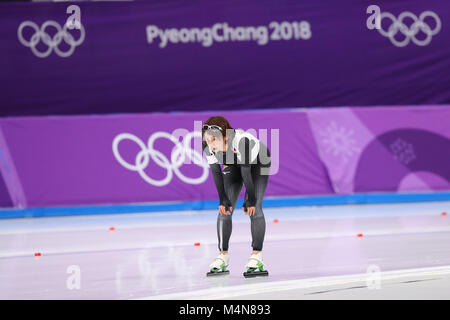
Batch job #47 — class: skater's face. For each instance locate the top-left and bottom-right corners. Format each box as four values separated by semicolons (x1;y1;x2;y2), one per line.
204;132;226;153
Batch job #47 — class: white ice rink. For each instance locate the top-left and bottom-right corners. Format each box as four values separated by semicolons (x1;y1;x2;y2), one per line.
0;201;449;299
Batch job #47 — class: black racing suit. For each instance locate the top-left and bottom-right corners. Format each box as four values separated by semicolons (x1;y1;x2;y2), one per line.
202;129;271;251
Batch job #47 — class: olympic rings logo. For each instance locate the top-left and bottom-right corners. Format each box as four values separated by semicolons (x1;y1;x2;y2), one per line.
378;11;441;47
17;20;85;58
112;131;209;187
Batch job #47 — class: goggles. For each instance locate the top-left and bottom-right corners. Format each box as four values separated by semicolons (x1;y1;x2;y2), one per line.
202;125;223;131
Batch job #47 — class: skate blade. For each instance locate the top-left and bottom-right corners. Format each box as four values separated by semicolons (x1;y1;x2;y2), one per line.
206;270;230;277
243;270;269;278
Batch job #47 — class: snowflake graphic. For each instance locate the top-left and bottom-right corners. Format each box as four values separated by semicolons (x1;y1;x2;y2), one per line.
319;121;360;163
390;138;416;165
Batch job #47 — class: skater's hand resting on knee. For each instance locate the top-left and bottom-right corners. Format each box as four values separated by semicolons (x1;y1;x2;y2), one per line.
244;206;256;216
219;205;232;215
219;198;232;215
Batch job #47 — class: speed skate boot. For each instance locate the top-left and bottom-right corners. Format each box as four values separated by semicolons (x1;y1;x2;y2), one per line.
206;253;230;276
243;251;269;278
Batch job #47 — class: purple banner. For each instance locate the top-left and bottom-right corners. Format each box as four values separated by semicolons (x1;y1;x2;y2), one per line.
0;110;331;208
0;105;449;209
1;1;450;116
307;106;450;194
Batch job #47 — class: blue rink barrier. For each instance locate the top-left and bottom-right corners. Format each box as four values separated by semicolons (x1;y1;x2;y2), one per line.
0;191;450;219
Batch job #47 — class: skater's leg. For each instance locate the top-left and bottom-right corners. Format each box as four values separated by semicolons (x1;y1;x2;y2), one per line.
249;167;269;252
250;215;265;251
217;165;243;252
217;215;232;252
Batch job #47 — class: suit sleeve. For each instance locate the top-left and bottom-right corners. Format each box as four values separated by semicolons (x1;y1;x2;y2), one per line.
203;141;231;207
238;138;257;207
210;163;232;207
